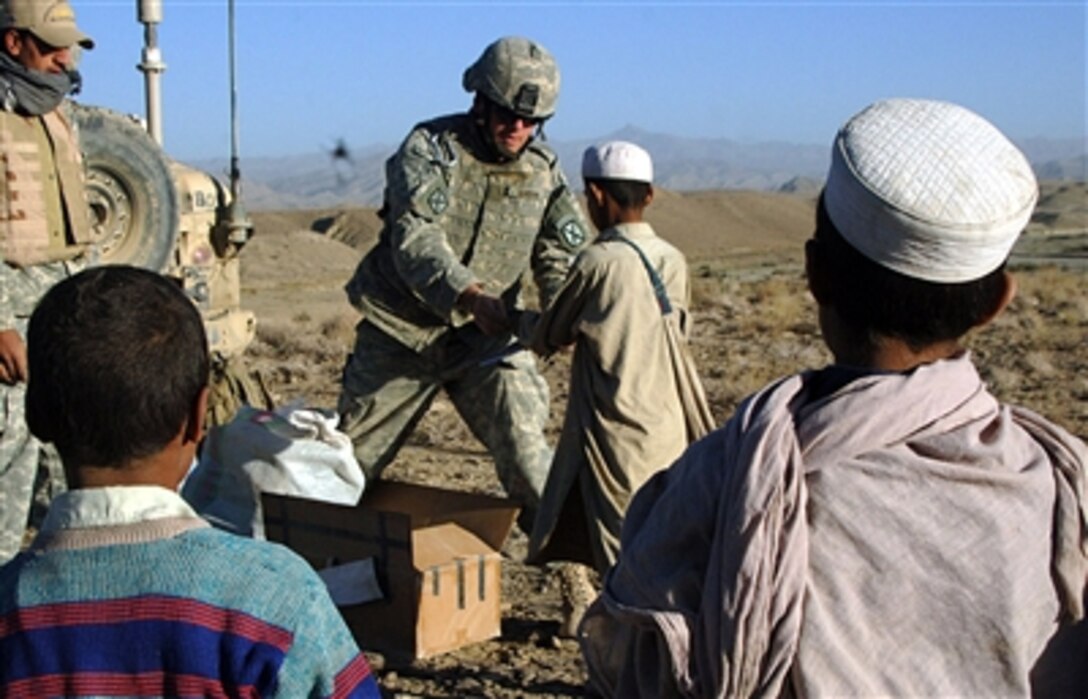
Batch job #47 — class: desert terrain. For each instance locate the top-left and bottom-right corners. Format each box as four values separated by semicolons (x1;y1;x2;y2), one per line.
241;182;1086;698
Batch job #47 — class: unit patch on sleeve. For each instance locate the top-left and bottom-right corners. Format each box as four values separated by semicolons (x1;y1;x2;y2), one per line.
427;188;449;216
559;220;586;249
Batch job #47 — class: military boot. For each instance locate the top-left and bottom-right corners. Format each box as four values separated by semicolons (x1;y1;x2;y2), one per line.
555;561;597;639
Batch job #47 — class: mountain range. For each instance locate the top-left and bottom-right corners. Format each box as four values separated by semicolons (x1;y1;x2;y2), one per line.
189;126;1087;212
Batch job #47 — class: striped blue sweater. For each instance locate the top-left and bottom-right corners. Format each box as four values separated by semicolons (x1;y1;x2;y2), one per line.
0;486;380;698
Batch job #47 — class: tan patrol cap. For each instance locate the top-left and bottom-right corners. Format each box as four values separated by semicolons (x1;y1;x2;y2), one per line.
0;0;94;50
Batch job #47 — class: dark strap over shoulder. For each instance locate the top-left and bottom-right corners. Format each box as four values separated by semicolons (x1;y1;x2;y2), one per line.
614;235;672;316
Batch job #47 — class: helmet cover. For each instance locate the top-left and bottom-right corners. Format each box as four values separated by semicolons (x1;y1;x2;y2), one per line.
463;36;559;120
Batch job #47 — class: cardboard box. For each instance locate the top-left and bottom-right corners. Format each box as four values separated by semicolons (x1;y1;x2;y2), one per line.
262;481;519;661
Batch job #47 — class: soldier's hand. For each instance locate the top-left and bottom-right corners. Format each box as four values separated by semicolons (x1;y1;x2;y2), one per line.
473;295;511;336
458;285;510;337
0;329;28;385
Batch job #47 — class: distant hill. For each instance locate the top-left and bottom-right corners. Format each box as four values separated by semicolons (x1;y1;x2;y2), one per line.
1034;154;1088;181
191;128;1086;211
250;181;1086;278
1031;180;1088;234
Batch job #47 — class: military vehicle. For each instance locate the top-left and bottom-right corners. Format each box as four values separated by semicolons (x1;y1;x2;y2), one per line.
75;0;270;424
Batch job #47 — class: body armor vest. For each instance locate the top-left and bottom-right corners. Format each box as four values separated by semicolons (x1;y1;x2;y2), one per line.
0;105;92;267
350;113;578;349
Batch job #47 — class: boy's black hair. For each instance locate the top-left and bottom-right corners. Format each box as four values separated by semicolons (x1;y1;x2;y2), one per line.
585;177;651;210
812;195;1007;352
26;265;209;469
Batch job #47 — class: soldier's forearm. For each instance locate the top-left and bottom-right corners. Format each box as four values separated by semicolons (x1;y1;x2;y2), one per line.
389;219;477;316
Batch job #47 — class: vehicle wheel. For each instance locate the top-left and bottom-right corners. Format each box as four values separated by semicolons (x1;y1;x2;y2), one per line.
71;103;179;272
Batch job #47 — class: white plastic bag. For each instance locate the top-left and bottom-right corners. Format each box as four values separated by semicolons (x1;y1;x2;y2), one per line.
181;405;365;538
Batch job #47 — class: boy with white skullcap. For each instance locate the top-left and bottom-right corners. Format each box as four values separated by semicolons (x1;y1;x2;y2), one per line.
524;140;714;637
580;100;1087;697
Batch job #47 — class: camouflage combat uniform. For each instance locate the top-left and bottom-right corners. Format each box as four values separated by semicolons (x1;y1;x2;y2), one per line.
0;101;92;562
338;112;589;524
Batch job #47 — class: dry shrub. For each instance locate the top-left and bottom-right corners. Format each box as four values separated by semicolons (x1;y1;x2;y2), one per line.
979;364;1022;395
690;274;732;311
688;267;824;421
971;265;1086;439
1021;351;1056;377
696;278;755;319
246;315;353;408
687;260;1086;440
253;322;304;357
744;273;811;330
319;313;359;345
1062;294;1088;326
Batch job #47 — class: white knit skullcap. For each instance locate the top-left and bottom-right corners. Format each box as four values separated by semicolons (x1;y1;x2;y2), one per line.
824;98;1037;283
582;141;653;183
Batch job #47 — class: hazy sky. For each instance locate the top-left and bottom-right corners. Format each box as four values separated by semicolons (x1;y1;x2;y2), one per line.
72;1;1086;161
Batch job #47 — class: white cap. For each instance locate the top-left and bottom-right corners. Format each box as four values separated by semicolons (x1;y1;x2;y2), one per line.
582;140;653;183
823;98;1037;283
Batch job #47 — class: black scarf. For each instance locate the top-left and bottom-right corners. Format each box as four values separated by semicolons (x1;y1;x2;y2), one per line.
0;51;80;116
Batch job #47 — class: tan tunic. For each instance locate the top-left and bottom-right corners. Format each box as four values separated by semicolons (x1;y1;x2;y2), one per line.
527;222;713;573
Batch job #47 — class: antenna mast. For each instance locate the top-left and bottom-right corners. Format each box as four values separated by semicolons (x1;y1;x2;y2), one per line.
136;0;165;145
224;0;252;246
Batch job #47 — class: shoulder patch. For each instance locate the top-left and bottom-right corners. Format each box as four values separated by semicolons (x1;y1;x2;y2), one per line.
427;188;449;215
560;219;587;249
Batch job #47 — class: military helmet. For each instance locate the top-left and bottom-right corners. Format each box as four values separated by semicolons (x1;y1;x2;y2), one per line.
463;36;559;120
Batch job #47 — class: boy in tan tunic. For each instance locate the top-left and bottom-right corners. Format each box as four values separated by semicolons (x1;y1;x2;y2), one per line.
525;141;713;636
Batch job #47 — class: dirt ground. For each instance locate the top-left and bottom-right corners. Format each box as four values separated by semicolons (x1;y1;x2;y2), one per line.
242;191;1086;698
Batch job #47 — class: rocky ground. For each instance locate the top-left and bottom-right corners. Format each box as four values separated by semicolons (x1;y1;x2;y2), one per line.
242;196;1086;698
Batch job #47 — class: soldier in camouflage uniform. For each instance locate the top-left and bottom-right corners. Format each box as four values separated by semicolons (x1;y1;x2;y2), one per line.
339;36;590;533
0;0;94;562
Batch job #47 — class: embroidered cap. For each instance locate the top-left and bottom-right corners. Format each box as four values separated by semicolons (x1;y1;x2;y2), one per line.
0;0;94;50
582;141;653;184
823;98;1037;283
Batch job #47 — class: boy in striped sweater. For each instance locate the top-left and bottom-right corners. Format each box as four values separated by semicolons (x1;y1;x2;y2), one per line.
0;265;380;698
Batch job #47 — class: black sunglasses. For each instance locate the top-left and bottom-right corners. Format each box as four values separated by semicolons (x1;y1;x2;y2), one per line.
490;103;542;127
